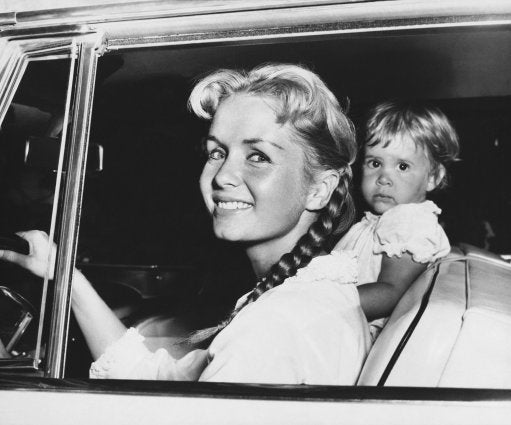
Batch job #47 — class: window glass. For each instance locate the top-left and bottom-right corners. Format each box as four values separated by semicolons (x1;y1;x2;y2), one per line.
0;58;71;369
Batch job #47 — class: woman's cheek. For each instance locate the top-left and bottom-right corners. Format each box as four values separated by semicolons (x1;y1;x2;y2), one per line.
199;167;215;211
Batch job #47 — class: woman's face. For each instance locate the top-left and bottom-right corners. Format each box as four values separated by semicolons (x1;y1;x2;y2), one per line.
200;94;316;254
361;136;437;215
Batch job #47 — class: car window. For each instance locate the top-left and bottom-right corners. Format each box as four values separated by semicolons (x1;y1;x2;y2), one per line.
67;24;511;382
0;57;72;369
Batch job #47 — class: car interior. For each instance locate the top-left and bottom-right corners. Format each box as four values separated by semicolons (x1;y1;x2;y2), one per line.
0;23;511;384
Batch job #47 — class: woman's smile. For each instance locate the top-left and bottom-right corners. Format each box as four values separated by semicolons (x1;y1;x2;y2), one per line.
215;200;254;211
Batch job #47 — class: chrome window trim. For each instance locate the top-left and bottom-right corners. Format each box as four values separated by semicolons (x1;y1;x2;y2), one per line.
2;1;511;47
45;33;104;378
0;38;76;125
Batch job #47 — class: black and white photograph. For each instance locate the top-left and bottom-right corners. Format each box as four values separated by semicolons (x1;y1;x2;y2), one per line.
0;1;510;424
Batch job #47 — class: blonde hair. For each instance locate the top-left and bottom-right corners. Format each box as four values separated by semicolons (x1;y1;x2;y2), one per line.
365;101;460;188
188;63;357;342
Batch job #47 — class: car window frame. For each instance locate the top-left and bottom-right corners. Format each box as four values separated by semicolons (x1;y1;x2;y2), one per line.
0;31;104;376
0;36;78;372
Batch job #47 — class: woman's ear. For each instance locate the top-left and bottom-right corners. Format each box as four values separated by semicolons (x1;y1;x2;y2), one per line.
306;170;340;211
427;164;445;192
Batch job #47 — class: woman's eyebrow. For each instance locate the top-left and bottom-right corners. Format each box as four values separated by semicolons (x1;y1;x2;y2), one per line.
205;135;221;143
243;138;284;150
205;135;227;149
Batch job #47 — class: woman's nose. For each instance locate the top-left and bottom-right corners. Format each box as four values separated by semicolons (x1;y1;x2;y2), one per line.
213;157;242;188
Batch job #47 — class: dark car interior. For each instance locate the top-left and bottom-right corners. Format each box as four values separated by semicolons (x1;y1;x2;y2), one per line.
1;24;511;376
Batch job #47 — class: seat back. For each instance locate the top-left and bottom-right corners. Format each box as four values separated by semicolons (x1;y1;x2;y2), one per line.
358;246;511;388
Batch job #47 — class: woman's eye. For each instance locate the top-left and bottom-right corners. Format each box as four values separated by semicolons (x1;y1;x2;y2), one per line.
398;162;409;171
207;148;225;161
248;152;270;163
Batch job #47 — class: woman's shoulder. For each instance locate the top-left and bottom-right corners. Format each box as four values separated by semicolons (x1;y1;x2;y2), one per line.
290;251;358;285
234;252;360;324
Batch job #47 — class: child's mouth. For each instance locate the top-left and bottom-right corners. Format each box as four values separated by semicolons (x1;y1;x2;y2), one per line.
374;194;393;201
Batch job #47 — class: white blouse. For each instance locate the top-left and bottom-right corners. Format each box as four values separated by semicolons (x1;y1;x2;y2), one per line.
90;251;372;385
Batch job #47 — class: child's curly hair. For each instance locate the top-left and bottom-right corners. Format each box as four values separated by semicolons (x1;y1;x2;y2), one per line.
365;100;460;189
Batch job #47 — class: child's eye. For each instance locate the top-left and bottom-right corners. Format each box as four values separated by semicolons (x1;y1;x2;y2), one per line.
365;159;380;168
398;162;410;171
248;151;270;163
207;148;225;161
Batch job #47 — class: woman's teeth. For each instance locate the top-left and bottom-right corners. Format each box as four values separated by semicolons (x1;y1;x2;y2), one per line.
217;201;252;210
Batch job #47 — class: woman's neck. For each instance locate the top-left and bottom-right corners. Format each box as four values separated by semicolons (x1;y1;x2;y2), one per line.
246;245;278;280
245;222;313;280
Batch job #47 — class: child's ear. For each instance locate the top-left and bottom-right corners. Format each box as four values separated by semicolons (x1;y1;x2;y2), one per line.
306;170;340;211
427;164;445;192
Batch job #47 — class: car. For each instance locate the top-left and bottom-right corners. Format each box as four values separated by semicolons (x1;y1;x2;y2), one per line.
0;0;511;424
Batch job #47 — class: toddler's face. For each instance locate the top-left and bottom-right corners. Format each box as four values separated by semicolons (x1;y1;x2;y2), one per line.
361;136;438;215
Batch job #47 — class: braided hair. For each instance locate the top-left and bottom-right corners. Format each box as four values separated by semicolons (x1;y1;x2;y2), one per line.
188;63;357;343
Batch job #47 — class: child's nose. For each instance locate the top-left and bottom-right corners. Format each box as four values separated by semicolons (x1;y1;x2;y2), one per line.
376;169;393;186
213;157;242;188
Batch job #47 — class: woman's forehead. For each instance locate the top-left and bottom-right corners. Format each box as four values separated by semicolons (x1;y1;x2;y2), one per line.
210;95;292;145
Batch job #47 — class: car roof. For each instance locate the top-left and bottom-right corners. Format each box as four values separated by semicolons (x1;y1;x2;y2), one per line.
0;0;361;14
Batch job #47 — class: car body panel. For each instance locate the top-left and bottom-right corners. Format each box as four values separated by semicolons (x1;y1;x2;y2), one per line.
1;378;511;425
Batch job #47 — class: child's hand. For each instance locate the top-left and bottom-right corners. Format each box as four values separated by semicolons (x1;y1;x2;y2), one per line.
0;230;56;280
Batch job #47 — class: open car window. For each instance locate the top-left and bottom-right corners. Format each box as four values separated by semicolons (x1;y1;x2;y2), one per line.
65;23;511;385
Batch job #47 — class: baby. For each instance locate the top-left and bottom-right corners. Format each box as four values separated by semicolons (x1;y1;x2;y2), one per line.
334;100;460;340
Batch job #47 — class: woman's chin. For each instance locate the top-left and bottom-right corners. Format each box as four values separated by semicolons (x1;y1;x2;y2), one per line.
213;226;246;242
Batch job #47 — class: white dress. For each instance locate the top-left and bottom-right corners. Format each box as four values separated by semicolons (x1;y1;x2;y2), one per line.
90;251;372;385
333;201;450;339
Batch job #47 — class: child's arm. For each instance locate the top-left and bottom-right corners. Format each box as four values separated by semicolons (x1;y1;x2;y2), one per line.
357;253;427;321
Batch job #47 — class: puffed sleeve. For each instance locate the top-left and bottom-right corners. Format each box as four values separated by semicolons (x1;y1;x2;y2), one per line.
89;328;208;380
373;201;450;263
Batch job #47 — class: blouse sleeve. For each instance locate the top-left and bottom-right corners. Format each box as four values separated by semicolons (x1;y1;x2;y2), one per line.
89;328;208;380
373;201;450;263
